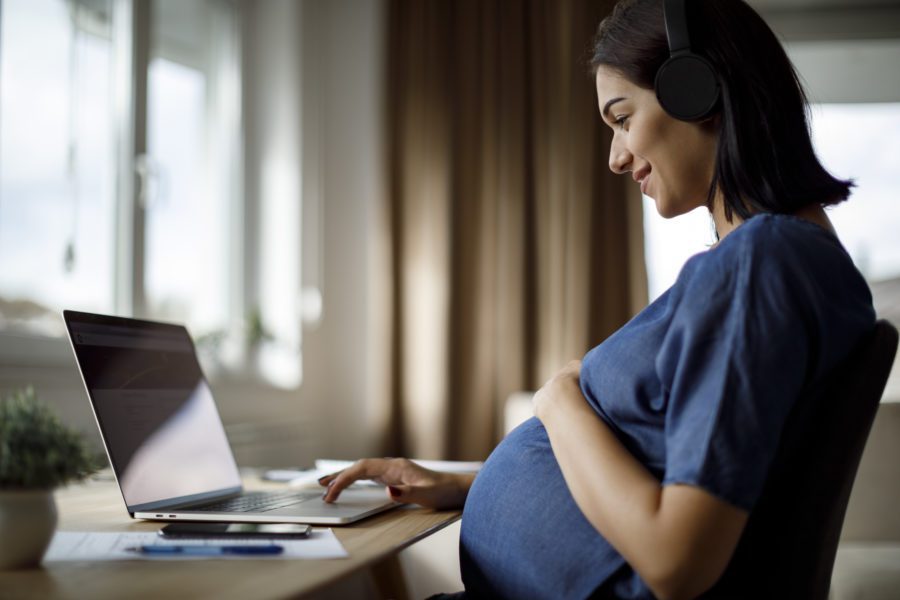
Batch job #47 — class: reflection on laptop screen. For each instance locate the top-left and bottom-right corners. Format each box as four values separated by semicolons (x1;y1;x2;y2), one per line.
66;312;241;509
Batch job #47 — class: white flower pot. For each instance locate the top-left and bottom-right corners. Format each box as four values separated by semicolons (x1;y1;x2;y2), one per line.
0;489;58;570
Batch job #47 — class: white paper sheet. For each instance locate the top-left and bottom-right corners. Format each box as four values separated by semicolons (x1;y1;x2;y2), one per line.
43;529;348;562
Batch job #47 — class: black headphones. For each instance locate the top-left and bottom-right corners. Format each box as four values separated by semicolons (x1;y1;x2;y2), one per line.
655;0;720;121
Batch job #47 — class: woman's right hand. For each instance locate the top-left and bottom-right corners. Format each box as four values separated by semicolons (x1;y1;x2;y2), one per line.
318;458;473;510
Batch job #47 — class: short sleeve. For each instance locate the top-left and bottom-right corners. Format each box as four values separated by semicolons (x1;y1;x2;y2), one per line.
657;233;811;511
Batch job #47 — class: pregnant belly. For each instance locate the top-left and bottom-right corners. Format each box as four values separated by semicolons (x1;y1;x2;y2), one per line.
459;417;626;599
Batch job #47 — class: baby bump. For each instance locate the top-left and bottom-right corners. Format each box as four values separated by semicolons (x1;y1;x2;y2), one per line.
459;417;625;599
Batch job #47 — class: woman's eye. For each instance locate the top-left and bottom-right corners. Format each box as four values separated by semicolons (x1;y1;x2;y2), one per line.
614;116;629;129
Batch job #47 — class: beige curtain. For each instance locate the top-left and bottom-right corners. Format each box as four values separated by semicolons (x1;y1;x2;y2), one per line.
380;0;647;461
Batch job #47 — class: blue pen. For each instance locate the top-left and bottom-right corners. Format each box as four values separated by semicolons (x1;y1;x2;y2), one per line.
126;545;284;555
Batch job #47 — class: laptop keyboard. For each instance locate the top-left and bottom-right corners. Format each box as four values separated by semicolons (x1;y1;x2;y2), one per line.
197;490;320;513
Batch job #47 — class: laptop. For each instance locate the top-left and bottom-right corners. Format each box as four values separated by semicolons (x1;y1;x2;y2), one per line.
63;310;397;525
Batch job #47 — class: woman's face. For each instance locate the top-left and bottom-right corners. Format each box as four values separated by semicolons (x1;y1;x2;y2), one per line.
595;65;719;218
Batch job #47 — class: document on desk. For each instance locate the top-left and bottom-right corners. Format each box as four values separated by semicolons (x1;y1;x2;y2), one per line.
43;529;348;562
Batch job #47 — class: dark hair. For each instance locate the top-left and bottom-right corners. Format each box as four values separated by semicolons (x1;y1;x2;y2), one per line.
590;0;853;222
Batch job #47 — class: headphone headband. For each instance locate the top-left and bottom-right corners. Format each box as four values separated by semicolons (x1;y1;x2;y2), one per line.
664;0;691;54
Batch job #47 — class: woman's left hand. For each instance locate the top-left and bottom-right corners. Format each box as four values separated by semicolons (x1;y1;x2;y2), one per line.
532;359;584;421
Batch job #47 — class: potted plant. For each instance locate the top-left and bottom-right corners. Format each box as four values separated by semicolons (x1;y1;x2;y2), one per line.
0;387;99;569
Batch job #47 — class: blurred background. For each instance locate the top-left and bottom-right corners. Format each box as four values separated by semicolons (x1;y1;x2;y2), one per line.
2;0;899;596
0;0;898;464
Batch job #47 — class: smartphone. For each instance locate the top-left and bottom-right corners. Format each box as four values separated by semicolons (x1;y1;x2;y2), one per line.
159;522;312;538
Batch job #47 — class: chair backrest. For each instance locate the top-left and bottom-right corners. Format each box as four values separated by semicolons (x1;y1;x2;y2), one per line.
704;319;899;599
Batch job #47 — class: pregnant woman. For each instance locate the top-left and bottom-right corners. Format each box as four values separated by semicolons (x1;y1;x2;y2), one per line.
320;0;875;597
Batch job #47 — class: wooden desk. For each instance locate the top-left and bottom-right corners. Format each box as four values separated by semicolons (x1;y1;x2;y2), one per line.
0;476;461;600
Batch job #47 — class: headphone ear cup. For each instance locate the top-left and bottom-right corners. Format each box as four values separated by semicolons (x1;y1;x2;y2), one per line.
655;53;720;121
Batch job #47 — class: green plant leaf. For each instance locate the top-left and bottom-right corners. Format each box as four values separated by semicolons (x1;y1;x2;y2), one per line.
0;386;102;489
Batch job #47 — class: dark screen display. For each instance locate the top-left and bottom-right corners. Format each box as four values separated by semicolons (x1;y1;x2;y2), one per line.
66;312;241;509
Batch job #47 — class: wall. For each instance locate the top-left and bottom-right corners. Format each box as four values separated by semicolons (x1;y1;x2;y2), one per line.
786;38;900;104
752;3;900;103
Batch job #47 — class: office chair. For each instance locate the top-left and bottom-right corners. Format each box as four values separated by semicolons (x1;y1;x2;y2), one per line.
701;320;899;599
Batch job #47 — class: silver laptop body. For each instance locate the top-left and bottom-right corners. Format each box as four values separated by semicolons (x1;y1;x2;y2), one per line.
63;310;396;525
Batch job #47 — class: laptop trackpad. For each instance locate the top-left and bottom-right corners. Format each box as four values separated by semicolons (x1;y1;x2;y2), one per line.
266;488;395;517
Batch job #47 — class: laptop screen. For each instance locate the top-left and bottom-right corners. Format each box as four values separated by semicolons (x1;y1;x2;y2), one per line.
64;311;242;510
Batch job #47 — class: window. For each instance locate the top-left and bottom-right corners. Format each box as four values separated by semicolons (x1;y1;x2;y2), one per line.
809;103;900;283
810;102;900;403
642;202;713;303
144;0;239;347
0;0;117;336
0;0;248;374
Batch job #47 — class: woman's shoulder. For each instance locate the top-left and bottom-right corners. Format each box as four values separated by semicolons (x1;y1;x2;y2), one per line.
664;211;874;379
676;212;871;309
693;212;852;277
733;211;840;246
719;212;840;256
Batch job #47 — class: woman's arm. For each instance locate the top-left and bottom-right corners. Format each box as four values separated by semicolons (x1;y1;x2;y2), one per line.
534;361;748;600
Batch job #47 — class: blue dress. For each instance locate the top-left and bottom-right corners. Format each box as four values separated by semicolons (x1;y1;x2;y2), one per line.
459;214;875;599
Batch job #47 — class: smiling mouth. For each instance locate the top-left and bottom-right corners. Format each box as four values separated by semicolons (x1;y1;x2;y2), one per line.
633;168;651;195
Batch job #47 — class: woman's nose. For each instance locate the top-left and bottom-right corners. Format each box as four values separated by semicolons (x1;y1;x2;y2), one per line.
608;139;632;175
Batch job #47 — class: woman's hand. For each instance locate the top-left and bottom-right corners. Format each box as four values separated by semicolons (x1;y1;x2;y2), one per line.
318;458;473;510
532;359;584;421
